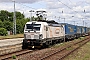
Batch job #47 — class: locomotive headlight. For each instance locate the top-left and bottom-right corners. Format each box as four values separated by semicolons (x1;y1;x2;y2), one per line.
39;34;43;39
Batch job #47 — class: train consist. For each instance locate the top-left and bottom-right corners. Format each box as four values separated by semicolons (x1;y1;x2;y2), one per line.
22;20;90;49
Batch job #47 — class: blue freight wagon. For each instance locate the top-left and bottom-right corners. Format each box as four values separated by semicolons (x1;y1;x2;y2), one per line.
86;27;90;35
84;27;88;36
61;23;76;40
81;26;86;36
87;27;90;35
84;27;89;36
76;26;82;38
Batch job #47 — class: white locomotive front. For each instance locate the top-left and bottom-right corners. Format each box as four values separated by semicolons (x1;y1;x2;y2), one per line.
22;21;65;49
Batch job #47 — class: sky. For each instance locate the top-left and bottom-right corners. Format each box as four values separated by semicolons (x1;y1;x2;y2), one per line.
0;0;90;27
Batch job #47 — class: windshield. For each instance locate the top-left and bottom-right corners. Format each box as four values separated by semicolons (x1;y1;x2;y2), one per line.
26;24;41;31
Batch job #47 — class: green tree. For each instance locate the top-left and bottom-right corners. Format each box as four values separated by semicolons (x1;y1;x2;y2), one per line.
8;12;13;22
0;28;7;36
16;18;29;34
0;20;3;28
0;10;9;21
3;21;13;31
0;10;25;22
0;10;30;34
16;11;24;19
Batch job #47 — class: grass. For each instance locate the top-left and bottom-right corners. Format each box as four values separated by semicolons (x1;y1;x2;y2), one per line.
0;34;24;40
78;37;85;40
51;36;90;60
66;47;73;50
53;37;87;49
12;55;17;59
52;36;86;48
52;43;64;48
64;40;90;60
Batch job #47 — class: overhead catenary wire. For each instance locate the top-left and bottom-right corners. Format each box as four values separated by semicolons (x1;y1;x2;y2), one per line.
15;1;47;14
57;0;90;27
16;1;47;10
68;0;72;3
68;0;77;7
57;0;89;19
58;0;78;13
16;2;36;9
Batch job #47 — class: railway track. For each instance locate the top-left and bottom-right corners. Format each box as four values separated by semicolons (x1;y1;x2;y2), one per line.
0;49;33;60
0;43;22;56
40;36;90;60
0;36;90;60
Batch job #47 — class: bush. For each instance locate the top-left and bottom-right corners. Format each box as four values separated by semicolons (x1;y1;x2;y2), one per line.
0;28;8;36
12;55;16;59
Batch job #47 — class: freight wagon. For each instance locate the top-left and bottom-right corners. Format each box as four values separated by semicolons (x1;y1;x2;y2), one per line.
85;27;88;35
60;23;76;40
81;26;86;36
87;28;90;35
76;26;82;38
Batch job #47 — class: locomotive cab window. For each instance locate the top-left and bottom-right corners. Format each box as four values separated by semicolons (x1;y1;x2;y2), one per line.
26;24;41;31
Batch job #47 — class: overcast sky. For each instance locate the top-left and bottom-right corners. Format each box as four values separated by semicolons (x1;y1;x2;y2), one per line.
0;0;90;27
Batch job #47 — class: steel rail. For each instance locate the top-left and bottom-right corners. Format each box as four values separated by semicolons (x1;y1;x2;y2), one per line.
0;49;33;60
40;36;90;60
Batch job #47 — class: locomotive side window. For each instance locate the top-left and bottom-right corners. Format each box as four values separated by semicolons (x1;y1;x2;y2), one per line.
46;26;48;31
